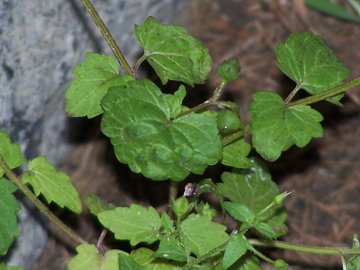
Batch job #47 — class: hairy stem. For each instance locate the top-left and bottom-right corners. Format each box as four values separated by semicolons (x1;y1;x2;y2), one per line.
287;77;360;107
0;155;87;246
82;0;134;76
249;239;360;256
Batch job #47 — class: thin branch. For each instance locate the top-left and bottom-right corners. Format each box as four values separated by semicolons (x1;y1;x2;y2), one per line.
82;0;134;76
0;155;87;246
168;181;178;218
285;84;302;104
287;77;360;107
249;239;360;256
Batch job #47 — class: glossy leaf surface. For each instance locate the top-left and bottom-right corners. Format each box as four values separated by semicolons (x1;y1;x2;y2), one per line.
101;79;222;181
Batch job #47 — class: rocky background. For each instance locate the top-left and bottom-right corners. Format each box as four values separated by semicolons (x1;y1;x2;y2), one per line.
0;0;181;266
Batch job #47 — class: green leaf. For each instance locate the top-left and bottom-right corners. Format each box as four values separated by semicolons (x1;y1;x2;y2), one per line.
218;158;279;214
347;235;360;270
222;234;249;269
223;256;262;270
254;222;277;239
0;265;25;270
85;194;115;216
21;156;82;213
222;202;254;224
162;85;187;118
101;79;222;181
131;248;183;270
97;204;161;246
0;131;26;178
249;92;323;161
264;208;288;238
276;32;349;103
274;259;288;270
0;178;20;255
119;255;144;270
305;0;360;22
68;244;127;270
134;17;212;86
160;212;174;232
222;139;251;169
154;241;188;262
65;52;133;118
171;196;190;219
180;214;229;257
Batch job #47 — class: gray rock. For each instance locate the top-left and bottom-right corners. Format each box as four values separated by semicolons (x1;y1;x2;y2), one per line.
0;0;181;266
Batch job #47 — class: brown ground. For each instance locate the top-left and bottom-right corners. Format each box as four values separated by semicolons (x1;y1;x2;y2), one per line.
31;1;360;269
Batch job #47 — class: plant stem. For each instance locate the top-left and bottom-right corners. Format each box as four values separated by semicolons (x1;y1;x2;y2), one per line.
177;101;213;118
209;80;227;103
0;155;87;246
249;239;360;256
168;181;178;217
285;84;302;104
183;243;227;270
177;81;227;118
249;245;276;265
82;0;134;76
287;77;360;107
222;128;246;146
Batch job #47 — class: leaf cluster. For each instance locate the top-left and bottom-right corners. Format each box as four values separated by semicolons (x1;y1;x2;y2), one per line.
1;13;359;270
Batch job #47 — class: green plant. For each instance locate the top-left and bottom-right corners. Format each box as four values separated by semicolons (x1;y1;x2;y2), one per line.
1;1;360;269
305;0;360;23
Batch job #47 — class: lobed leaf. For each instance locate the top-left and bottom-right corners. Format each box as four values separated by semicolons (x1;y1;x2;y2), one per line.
65;52;133;118
221;139;251;169
21;156;82;213
67;244;127;270
218;158;279;214
276;32;349;103
180;214;229;257
250;92;323;161
101;79;222;181
97;204;162;246
0;131;26;178
135;17;212;86
0;178;20;255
